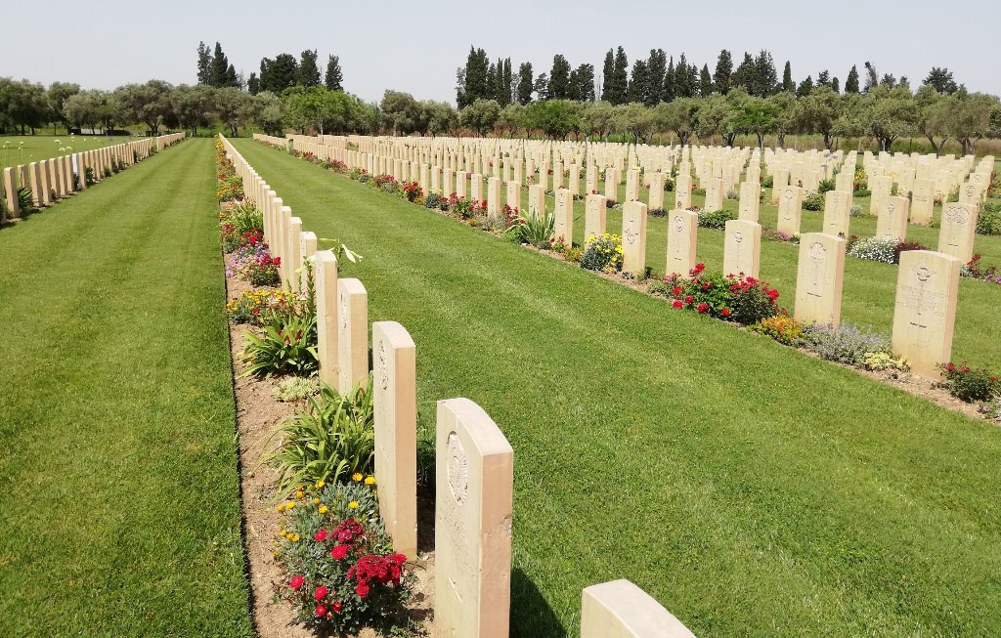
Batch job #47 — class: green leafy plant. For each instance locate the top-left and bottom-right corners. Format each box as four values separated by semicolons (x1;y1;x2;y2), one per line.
580;233;623;272
16;187;36;214
506;210;555;248
267;380;375;494
696;208;735;229
242;312;318;377
977;208;1001;235
226;288;300;325
818;178;836;193
939;362;1000;402
273;376;321;402
803;323;894;367
802;192;825;211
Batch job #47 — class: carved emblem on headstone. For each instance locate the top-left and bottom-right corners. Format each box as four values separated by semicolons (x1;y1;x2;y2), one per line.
446;432;468;504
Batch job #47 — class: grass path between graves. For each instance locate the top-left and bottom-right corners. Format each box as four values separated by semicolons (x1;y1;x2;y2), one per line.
233;139;1001;638
0;138;254;637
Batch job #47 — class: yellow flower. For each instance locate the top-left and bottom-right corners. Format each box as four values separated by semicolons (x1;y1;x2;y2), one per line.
286;500;295;510
315;480;325;489
352;473;363;482
364;476;376;486
313;498;320;505
276;503;285;512
318;505;328;514
295;490;304;499
348;501;359;509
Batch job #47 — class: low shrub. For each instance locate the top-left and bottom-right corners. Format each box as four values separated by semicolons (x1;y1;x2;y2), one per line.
697;208;735;229
693;187;706;196
273;376;320;402
16;187;36;213
653;264;781;325
725;187;739;200
802;192;825;211
402;181;422;202
506;210;555;248
939;362;1000;402
818;178;836;193
762;228;798;244
424;192;444;210
580;233;623;272
803;323;894;367
892;240;928;263
226;289;300;325
848;236;898;264
976;208;1001;235
217;174;244;201
268;380;374;493
861;351;908;372
762;175;774;188
274;477;413;634
961;254;1001;284
849;204;865;217
242;312;318;377
751;314;804;345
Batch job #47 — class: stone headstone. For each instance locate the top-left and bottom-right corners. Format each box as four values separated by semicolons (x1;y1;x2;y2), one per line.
528;184;546;218
910;179;934;225
794;233;846;327
315;250;339;387
506;181;521;211
581;580;696;638
372;321;418;560
869;175;892;216
822;190;851;237
555;188;573;245
892;250;961;377
648;172;664;212
777;185;803;235
666;210;699;277
938;202;977;262
723;219;762;279
2;168;18;217
625;168;640;202
621;201;648;277
337;278;369;394
487;177;502;219
300;231;317;292
704;177;724;213
435;398;514;638
470;173;483;202
286;217;303;292
567;163;580;198
604;168;618;202
585;194;607;239
877;196;909;242
444;170;454;196
675;174;692;210
738;180;760;222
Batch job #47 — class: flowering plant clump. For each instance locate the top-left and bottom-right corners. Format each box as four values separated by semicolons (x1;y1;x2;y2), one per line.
502;204;521;228
861;351;909;372
226;289;299;325
275;478;414;634
962;255;1001;284
696;208;735;229
580;233;623;273
373;174;398;191
803;323;896;367
762;229;799;244
402;181;423;202
326;159;348;173
847;236;898;264
653;264;782;324
853;166;868;192
751;314;805;346
939;362;1001;402
243;252;281;286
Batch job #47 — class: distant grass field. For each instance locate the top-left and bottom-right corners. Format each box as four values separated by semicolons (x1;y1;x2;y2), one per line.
1;134;140;171
0;139;253;636
233;138;1001;638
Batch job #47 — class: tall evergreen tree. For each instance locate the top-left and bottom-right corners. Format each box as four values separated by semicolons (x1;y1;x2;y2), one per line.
298;50;321;87
601;49;615;102
663;57;676;102
816;69;831;88
796;75;814;97
247;72;260;95
646;49;667;105
458;47;489;108
260;53;298;93
196;41;212;84
713;49;733;95
608;46;629;105
210;42;230;87
226;64;239;88
501;59;513;105
753;49;778;97
325;55;343;91
831;77;840;94
732;52;755;93
699;64;713;96
575;63;595;102
548;54;572;99
924;67;959;94
516;62;534;105
782;61;794;93
845;65;860;93
674;54;695;98
485;62;498;102
627;60;648;103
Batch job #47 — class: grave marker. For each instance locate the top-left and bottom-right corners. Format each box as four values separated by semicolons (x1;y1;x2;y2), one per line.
337;278;369;394
723;219;761;278
621;201;648;277
666;210;699;276
892;251;961;377
794;233;846;327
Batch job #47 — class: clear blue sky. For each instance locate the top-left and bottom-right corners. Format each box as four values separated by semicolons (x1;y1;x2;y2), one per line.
2;0;997;103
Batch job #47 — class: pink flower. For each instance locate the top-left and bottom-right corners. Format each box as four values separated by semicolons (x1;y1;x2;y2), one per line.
314;585;328;601
314;529;327;542
289;575;303;590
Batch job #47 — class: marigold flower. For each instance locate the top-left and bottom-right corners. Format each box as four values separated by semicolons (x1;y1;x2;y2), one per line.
315;480;325;489
352;473;363;482
318;505;328;514
364;476;376;486
349;501;359;509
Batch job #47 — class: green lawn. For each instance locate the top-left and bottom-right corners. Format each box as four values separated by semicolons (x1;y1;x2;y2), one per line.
0;138;253;637
233;138;1001;638
1;134;141;171
505;171;1001;372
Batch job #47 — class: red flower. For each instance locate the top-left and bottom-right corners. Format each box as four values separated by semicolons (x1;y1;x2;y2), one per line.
697;303;709;313
331;545;348;560
314;586;328;601
289;575;304;590
315;604;327;617
684;295;694;304
694;263;706;272
671;286;682;296
721;308;731;317
332;601;343;613
314;529;327;542
946;362;956;373
356;582;370;597
672;300;683;309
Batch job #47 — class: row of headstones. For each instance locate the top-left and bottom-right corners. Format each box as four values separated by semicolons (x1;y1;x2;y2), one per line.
225;135;699;637
1;133;186;218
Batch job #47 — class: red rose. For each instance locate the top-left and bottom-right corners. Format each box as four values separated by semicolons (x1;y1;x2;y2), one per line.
356;583;371;597
684;295;694;304
289;575;304;590
314;586;328;601
333;601;343;613
697;303;709;313
721;308;731;317
331;545;348;560
315;604;327;617
314;529;327;542
672;300;683;309
671;286;682;296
